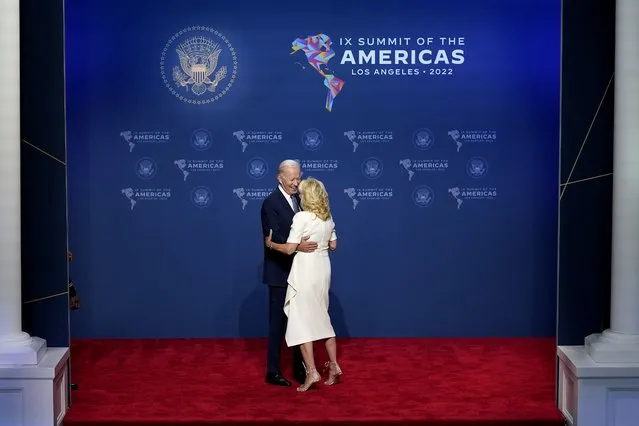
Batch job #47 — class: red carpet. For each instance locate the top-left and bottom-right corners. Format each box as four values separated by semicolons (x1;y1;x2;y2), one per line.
63;338;564;426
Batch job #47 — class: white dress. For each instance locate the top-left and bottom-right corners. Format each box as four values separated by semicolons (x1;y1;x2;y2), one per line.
283;211;337;347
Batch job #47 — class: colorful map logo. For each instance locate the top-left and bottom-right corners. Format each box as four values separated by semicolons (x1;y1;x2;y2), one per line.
291;34;345;112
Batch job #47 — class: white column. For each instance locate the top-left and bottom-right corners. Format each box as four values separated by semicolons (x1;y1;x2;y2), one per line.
556;2;639;424
0;0;46;365
0;2;69;423
584;0;639;364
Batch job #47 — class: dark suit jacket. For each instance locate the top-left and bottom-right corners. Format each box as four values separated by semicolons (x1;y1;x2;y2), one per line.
261;189;300;287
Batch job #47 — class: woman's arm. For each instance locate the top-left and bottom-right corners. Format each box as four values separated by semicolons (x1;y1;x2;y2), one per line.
329;225;337;251
265;229;298;255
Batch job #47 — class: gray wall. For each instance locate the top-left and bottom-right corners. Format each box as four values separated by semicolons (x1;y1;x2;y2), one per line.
557;0;615;345
20;0;69;348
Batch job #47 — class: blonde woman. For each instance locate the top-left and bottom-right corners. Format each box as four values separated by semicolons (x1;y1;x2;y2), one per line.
265;177;342;392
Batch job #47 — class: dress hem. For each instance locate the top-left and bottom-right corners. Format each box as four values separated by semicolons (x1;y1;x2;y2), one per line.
286;332;336;347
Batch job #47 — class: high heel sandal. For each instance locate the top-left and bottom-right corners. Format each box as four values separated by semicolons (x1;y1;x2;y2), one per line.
323;361;342;385
297;368;320;392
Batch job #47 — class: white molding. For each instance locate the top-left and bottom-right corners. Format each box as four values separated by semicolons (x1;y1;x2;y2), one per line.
558;346;639;425
0;348;70;426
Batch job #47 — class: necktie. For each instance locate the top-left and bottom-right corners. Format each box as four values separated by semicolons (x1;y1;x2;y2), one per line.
291;196;300;212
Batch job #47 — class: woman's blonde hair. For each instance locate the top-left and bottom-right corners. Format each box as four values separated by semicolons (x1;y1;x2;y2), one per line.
299;177;331;221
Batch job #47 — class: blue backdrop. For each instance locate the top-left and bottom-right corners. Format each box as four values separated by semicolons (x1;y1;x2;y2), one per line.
65;0;561;338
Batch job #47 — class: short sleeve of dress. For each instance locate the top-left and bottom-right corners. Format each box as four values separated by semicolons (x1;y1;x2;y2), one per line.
330;220;337;241
286;212;307;244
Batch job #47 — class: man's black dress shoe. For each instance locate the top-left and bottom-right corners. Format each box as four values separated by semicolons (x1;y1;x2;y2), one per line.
265;373;291;386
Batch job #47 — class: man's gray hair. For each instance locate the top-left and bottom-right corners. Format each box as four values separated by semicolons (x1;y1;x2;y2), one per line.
278;159;301;174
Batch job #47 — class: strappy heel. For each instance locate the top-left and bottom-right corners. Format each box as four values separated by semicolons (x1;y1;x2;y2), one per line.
323;361;342;385
297;368;320;392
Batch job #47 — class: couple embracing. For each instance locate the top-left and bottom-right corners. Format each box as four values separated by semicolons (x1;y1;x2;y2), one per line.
261;159;342;392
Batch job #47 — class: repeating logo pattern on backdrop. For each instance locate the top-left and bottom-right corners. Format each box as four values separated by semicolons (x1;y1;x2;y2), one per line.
119;125;231;210
446;131;498;209
336;125;500;211
231;156;278;210
174;128;224;182
120;129;173;210
118;126;498;212
160;26;238;105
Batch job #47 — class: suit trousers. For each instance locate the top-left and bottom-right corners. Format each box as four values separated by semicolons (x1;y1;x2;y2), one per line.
267;285;304;376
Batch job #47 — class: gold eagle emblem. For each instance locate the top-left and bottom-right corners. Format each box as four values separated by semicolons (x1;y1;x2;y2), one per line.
172;36;228;96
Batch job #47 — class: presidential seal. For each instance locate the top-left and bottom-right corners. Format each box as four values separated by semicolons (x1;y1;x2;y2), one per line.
160;26;238;105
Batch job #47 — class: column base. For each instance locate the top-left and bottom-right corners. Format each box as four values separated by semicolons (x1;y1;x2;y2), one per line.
0;347;70;426
585;329;639;363
557;345;639;426
0;334;47;365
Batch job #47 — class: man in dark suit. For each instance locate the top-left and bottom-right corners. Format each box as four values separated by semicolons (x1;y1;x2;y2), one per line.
261;159;317;386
